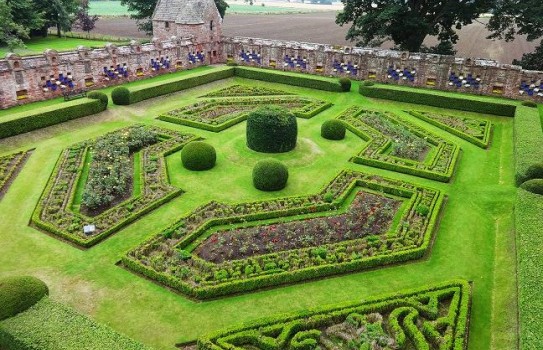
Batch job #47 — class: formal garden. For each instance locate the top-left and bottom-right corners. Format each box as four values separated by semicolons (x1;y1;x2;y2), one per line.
0;65;542;350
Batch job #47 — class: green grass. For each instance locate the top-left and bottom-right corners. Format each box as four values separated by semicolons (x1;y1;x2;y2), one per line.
0;73;522;350
0;36;113;57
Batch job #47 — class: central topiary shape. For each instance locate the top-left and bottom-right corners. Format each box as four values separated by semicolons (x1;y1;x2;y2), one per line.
246;105;298;153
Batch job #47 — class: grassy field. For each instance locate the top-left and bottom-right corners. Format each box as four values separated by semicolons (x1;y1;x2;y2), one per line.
0;69;525;350
0;36;114;57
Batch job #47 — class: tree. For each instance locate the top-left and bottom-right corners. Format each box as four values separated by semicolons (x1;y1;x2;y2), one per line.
6;0;45;34
512;42;543;70
121;0;228;36
33;0;79;37
336;0;494;53
73;0;99;34
0;0;30;50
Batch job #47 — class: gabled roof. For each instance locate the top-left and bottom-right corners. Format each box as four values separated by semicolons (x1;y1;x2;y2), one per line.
152;0;219;24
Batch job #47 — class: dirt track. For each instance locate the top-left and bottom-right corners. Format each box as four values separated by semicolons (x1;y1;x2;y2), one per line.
88;13;537;64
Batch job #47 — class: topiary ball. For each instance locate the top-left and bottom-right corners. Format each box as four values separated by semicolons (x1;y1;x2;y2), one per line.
516;163;543;186
111;86;130;105
87;91;109;108
246;105;298;153
521;100;537;108
339;77;352;92
181;141;217;171
252;159;289;191
0;276;49;320
321;120;346;140
520;179;543;195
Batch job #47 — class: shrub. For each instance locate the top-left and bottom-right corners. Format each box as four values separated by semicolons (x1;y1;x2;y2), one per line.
516;162;543;186
0;276;49;320
181;141;217;171
226;60;239;66
520;179;543;195
321;120;346;140
252;159;289;191
246;105;298;153
87;91;109;108
362;80;375;86
111;86;131;105
522;100;538;108
339;77;352;92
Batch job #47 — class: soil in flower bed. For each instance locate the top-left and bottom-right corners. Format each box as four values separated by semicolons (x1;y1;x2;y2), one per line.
0;151;32;200
195;191;402;263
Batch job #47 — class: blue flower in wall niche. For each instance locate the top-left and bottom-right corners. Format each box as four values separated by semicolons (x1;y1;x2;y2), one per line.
448;72;481;88
519;81;543;97
42;72;75;92
387;66;415;82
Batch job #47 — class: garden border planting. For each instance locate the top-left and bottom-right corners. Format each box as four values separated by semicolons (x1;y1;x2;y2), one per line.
0;150;32;200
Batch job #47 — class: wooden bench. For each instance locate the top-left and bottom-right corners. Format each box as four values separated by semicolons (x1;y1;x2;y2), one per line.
63;89;87;101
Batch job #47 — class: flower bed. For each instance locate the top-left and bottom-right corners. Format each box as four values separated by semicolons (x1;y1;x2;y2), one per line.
408;110;493;148
201;84;294;97
123;169;444;299
31;125;198;247
198;280;471;350
0;150;32;200
337;106;460;182
158;96;331;132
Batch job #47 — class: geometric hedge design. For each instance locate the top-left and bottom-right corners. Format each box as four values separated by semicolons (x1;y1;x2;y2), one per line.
201;84;295;97
31;125;198;247
338;107;460;182
0;149;32;200
123;169;444;299
198;280;471;350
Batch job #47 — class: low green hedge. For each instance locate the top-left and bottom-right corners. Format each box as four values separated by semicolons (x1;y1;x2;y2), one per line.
87;91;108;108
111;87;130;105
359;85;517;117
0;276;48;321
0;98;107;139
234;67;344;92
514;106;543;185
521;179;543;195
338;77;351;92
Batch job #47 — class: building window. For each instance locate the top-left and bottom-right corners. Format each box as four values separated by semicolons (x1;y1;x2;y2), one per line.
210;20;213;30
165;22;170;29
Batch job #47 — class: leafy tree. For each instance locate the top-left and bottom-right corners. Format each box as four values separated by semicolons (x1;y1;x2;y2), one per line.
512;42;543;70
6;0;45;34
336;0;494;53
0;0;29;50
73;0;99;34
33;0;79;37
121;0;228;36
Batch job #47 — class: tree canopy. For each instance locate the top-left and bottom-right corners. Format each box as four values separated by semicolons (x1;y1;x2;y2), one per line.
0;0;29;50
336;0;494;54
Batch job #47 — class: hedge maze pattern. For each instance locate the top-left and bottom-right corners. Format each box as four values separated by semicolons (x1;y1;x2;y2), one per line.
337;107;460;182
198;280;471;350
407;111;492;149
201;84;294;97
31;125;198;247
123;170;444;299
0;150;32;200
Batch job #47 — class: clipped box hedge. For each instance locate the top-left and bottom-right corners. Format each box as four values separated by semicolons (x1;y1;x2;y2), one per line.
234;66;344;92
359;85;517;117
0;98;107;139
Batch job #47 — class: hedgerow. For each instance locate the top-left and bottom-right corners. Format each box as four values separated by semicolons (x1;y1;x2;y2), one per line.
338;77;351;92
0;98;107;139
198;280;471;350
111;86;130;105
87;91;109;108
0;276;48;321
359;84;517;117
246;106;298;153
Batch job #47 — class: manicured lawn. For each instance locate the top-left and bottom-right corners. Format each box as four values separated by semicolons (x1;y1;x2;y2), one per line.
0;36;117;57
0;72;523;350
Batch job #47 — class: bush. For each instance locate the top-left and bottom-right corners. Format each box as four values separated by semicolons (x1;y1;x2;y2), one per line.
87;91;108;108
516;163;543;186
359;85;517;117
522;100;538;108
339;77;351;92
181;141;217;171
521;179;543;195
321;120;346;140
226;60;239;66
252;159;289;191
0;98;107;140
0;276;49;320
246;105;298;153
111;86;130;105
362;80;375;86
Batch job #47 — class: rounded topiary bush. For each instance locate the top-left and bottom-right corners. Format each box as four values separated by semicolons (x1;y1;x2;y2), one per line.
321;120;346;140
339;77;352;92
520;179;543;195
252;159;289;191
362;80;375;87
246;105;297;153
521;100;537;108
0;276;49;320
87;91;109;108
111;86;130;105
181;141;217;171
516;163;543;186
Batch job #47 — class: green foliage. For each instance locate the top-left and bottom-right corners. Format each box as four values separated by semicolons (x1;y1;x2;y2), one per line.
415;204;430;216
338;77;351;92
514;106;543;187
252;159;289;191
0;276;48;321
361;80;375;86
521;100;538;108
181;141;217;171
111;86;131;105
246;105;298;153
0;0;29;49
0;98;106;140
487;0;543;42
359;85;517;117
516;163;543;186
0;298;151;350
513;41;543;70
226;60;239;66
321;120;346;140
87;90;108;108
521;179;543;195
234;67;343;92
336;0;492;52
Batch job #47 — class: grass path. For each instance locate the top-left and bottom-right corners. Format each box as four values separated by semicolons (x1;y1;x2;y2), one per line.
0;77;519;350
